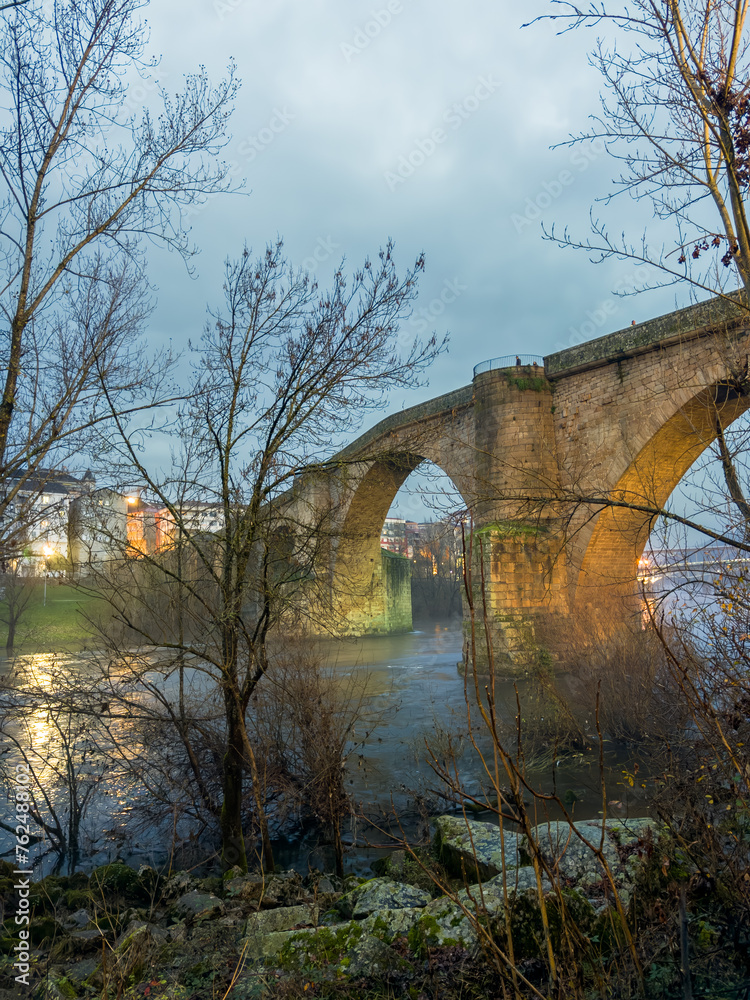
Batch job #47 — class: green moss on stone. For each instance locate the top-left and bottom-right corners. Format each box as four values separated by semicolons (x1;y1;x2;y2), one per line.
278;922;364;972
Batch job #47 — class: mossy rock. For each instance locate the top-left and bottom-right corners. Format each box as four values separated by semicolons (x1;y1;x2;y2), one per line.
0;935;17;954
277;922;365;972
495;888;597;963
371;847;450;897
51;976;78;999
89;862;144;901
64;889;91;910
408;900;478;957
136;866;161;897
67;872;90;891
32;973;79;1000
197;876;223;897
30;915;66;946
29;876;65;911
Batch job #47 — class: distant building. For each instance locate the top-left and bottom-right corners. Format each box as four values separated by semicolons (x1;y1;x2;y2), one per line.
1;469;95;572
69;486;158;570
381;517;408;557
154;500;225;551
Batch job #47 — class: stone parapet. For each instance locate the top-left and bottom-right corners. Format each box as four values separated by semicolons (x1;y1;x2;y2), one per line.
545;291;748;379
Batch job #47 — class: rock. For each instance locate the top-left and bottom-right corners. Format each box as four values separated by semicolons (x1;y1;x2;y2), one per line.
246;921;409;976
89;862;143;900
410;896;478;953
65;957;99;985
173;890;222;920
69;928;109;949
198;875;223;896
116;920;167;948
362;906;424;943
243;927;313;963
527;818;656;886
343;931;412;976
434;815;522;880
163;871;197;899
109;924;167;983
225;870;304;907
334;877;432;919
64;908;92;930
243;904;319;939
225;873;266;902
457;867;552;916
32;973;78;1000
137;865;161;897
371;849;409;878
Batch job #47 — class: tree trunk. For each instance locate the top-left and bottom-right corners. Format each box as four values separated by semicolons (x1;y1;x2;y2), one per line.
5;618;14;657
220;693;248;873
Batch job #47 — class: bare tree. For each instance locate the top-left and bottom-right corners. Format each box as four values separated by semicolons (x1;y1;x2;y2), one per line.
0;0;237;563
529;1;750;303
82;240;445;872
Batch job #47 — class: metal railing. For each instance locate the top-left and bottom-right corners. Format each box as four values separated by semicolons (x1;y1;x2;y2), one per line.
473;354;544;377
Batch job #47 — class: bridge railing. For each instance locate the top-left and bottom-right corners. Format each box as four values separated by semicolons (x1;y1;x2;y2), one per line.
473;355;545;377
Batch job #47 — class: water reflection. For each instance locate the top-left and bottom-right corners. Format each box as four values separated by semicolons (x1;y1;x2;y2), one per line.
0;621;652;877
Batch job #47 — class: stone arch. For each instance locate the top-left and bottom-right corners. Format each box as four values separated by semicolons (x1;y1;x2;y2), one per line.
574;381;750;604
331;451;469;633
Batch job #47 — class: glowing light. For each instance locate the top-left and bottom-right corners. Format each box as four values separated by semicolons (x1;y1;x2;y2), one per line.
126;496;138;505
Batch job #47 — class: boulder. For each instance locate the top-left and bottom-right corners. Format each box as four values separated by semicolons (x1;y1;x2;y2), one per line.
527;818;656;888
457;867;551;916
410;896;479;953
243;904;319;939
244;921;410;976
225;870;304;907
334;877;432;919
64;908;93;930
162;871;197;899
173;890;222;920
434;815;522;880
116;920;167;948
362;906;423;943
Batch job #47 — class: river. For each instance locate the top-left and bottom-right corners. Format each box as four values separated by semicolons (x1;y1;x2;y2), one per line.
0;620;650;877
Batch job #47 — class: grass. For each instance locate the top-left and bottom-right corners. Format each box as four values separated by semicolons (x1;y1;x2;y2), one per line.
0;580;109;654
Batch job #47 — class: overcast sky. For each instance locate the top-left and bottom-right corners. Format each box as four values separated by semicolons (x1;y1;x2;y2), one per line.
139;0;687;517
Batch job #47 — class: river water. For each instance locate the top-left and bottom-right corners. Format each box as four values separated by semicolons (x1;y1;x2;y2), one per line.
0;619;649;877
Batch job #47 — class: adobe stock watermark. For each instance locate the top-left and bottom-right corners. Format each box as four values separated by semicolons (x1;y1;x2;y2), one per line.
183;106;295;221
511;139;607;234
11;762;34;988
340;1;407;62
554;270;642;352
237;106;296;162
213;0;249;21
301;235;340;273
122;68;169;116
384;76;499;192
405;277;467;337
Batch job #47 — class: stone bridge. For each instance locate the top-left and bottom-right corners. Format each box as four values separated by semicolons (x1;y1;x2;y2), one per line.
293;293;750;661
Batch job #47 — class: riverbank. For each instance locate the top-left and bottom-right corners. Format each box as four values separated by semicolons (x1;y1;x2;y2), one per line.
0;583;108;655
0;814;689;1000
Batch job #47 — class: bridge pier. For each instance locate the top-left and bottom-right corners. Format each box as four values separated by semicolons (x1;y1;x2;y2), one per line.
465;523;571;671
466;366;571;670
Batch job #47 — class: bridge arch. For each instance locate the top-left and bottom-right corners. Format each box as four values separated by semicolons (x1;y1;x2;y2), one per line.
573;379;750;604
331;451;470;634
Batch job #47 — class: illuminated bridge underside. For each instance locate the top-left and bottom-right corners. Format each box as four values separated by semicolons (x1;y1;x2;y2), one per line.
290;294;750;665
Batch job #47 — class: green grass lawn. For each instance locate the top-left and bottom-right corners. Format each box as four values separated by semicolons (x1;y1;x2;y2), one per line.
0;580;111;655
